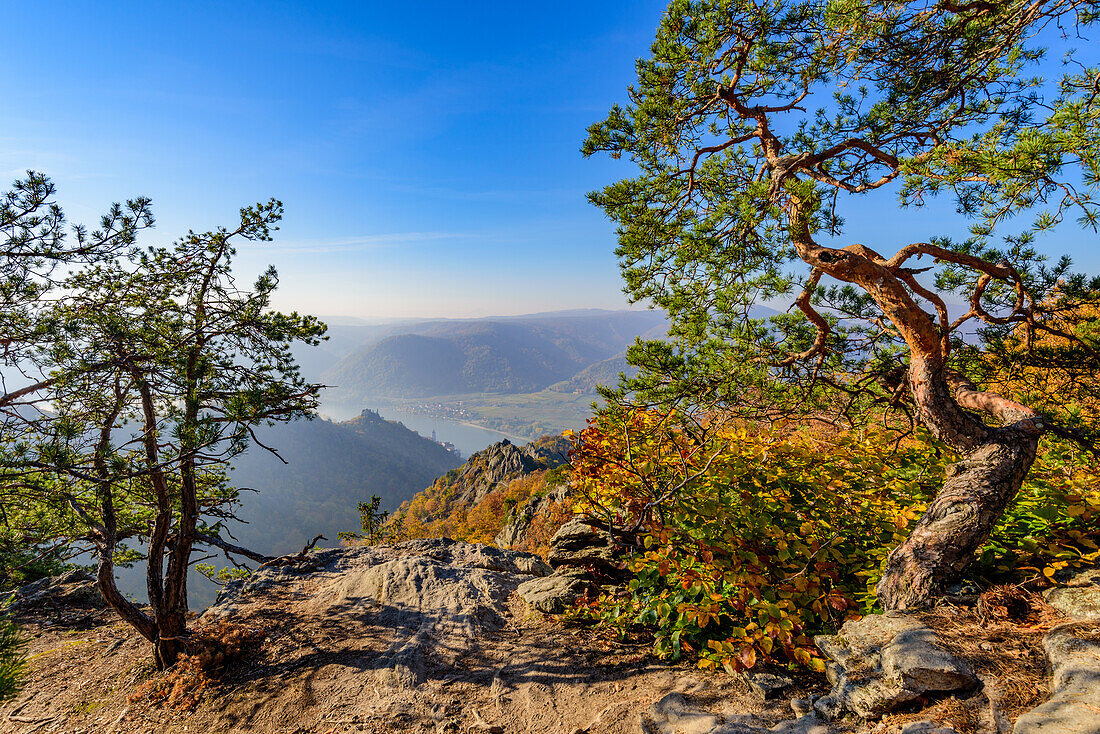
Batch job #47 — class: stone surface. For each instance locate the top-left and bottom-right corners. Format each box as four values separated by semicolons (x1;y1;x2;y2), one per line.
495;485;569;549
5;569;103;613
4;539;777;734
899;722;960;734
641;692;832;734
547;518;619;570
643;692;722;734
204;538;551;688
745;671;795;700
881;627;978;692
1013;623;1100;734
1044;567;1100;622
813;613;977;720
447;436;571;508
767;716;830;734
517;568;590;614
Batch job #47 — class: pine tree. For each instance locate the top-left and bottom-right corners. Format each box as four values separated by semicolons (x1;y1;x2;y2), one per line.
585;0;1100;608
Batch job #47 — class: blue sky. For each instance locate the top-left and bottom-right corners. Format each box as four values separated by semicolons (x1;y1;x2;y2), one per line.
2;2;1096;319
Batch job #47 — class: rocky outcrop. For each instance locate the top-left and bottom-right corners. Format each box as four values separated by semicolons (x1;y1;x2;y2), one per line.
642;692;831;734
450;436;570;508
516;568;590;614
5;569;103;613
899;723;961;734
745;671;795;700
644;692;723;734
395;435;572;543
812;613;978;720
3;569;109;631
1013;623;1100;734
546;518;620;572
207;538;551;688
494;485;569;549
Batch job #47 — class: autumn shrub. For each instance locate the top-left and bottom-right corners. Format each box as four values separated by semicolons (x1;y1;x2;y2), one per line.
565;410;1099;674
979;440;1100;581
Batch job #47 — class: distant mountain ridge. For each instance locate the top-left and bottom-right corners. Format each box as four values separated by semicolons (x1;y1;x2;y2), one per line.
320;310;669;402
548;355;637;394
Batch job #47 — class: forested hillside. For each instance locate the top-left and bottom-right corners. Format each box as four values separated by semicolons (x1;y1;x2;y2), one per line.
228;410;462;556
548;355;636;394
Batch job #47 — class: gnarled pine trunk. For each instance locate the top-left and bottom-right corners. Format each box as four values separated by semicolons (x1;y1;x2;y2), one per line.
875;421;1040;609
787;233;1047;611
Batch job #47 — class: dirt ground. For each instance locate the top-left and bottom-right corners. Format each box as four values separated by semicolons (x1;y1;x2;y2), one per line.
0;546;798;734
0;545;1063;734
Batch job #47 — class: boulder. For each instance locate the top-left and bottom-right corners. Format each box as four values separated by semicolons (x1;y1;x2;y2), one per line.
6;569;103;613
880;627;979;692
643;692;722;734
1013;623;1100;734
642;693;831;734
546;518;619;571
813;613;977;720
765;716;830;734
900;723;960;734
1043;567;1100;622
517;568;589;614
745;671;795;700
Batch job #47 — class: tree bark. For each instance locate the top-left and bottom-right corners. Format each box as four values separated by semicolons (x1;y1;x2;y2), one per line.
132;371;183;669
785;231;1048;610
95;547;156;644
875;370;1043;609
875;421;1040;609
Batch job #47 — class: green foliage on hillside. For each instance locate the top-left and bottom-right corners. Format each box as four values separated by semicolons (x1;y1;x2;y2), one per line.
567;411;1100;673
548;356;637;395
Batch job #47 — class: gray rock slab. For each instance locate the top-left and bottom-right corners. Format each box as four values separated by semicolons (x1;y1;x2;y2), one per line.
881;627;977;692
517;568;589;614
201;538;553;688
745;671;795;700
849;677;922;718
900;722;961;734
814;613;977;720
643;692;722;734
6;569;103;613
768;715;830;734
1014;624;1100;734
1044;568;1100;622
547;518;619;569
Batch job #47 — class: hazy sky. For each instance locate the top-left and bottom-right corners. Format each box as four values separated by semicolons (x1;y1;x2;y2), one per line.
2;2;1097;319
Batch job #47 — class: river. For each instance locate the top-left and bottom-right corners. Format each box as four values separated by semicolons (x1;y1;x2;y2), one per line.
321;403;527;458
